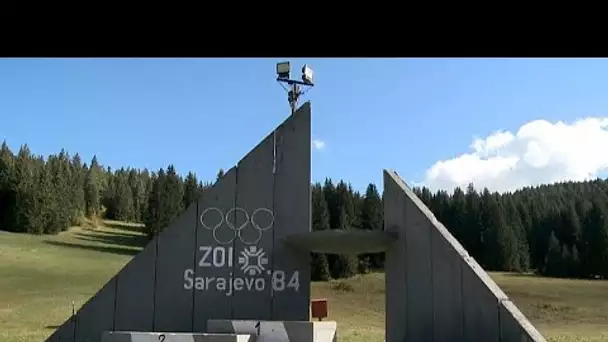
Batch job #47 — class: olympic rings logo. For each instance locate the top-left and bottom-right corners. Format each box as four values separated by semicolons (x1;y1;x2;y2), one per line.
199;207;274;245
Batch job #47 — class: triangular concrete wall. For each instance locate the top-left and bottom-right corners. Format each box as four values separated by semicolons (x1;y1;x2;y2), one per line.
383;170;546;342
46;103;312;342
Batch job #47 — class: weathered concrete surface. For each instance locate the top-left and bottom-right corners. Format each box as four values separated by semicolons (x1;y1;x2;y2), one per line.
192;167;237;332
154;203;199;332
232;133;275;320
46;103;312;342
383;170;546;342
114;238;156;331
44;316;75;342
271;102;312;321
74;276;118;342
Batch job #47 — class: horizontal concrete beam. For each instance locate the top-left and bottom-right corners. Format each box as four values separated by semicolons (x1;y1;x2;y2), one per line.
282;230;397;254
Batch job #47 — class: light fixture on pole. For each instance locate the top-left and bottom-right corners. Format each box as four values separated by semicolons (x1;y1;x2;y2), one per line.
276;61;315;115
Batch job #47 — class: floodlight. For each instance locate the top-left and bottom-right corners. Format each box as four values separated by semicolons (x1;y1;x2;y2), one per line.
277;61;291;79
302;64;313;84
276;60;315;116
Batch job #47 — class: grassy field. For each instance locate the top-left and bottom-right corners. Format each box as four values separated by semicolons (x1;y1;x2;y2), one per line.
1;224;608;342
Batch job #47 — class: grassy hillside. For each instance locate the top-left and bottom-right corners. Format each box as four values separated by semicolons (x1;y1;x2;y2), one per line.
1;224;607;342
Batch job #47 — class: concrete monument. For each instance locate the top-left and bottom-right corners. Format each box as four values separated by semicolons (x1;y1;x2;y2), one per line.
46;100;545;342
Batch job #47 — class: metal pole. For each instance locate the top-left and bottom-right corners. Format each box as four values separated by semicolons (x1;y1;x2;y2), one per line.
289;85;294;116
289;83;300;116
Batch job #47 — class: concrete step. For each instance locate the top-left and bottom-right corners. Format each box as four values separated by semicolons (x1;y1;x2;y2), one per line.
101;331;255;342
207;320;337;342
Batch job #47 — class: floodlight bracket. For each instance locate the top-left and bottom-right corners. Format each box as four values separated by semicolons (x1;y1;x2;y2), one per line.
276;75;315;115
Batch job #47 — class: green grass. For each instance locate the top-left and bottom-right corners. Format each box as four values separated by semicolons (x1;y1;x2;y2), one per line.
1;224;607;341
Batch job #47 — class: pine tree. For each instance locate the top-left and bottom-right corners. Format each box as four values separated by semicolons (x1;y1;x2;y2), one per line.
464;184;483;260
360;183;384;268
0;141;16;232
450;187;467;244
360;184;382;231
528;195;549;270
142;174;154;222
431;190;450;226
183;171;201;209
311;253;331;281
350;187;363;230
323;179;338;230
517;199;533;236
164;165;184;225
582;197;608;278
560;244;572;277
216;169;225;182
13;145;38;233
144;171;163;238
42;156;58;233
312;184;330;232
50;152;72;231
418;186;433;208
562;200;582;248
114;174;134;222
322;180;358;279
479;190;497;269
310;183;331;281
498;223;520;272
504;196;529;272
70;153;86;223
102;169;117;218
333;182;359;278
40;157;58;234
570;245;581;277
128;169;146;222
543;231;563;277
84;160;100;218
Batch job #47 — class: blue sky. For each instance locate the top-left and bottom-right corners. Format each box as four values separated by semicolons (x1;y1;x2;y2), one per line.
2;58;608;193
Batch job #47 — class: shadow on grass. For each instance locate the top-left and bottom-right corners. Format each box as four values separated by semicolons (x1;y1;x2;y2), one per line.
45;325;61;330
73;231;148;249
103;221;145;232
43;240;141;256
81;229;142;238
500;272;541;279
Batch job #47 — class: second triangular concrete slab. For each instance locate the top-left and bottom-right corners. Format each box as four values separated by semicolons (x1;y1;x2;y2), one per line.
383;169;546;342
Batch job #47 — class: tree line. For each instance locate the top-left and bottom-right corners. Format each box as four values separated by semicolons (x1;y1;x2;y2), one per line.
0;142;213;237
1;141;607;281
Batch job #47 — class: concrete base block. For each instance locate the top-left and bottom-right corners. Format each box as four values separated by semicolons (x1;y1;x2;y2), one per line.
101;331;254;342
312;322;337;342
207;320;337;342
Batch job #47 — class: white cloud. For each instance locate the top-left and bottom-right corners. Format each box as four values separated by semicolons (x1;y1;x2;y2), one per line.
312;139;326;151
423;117;608;193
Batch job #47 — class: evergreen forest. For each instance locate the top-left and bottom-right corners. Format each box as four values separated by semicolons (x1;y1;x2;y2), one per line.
1;141;607;281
